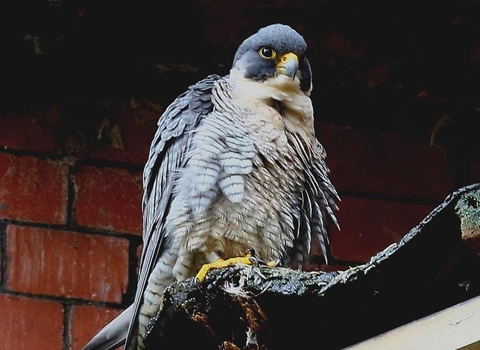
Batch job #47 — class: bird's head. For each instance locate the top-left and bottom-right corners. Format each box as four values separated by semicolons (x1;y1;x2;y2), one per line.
231;24;312;94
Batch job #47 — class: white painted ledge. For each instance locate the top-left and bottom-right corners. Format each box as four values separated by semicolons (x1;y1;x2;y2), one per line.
345;295;480;350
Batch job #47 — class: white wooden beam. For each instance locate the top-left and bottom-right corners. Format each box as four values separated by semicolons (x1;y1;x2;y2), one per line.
345;295;480;350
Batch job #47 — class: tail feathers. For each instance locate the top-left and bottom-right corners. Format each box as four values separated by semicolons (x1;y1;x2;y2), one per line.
82;304;133;350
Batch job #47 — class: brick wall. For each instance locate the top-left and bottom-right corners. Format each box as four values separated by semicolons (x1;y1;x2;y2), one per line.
0;98;158;350
1;97;477;349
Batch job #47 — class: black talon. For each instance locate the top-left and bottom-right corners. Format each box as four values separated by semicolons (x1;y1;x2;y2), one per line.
245;248;256;256
249;256;260;265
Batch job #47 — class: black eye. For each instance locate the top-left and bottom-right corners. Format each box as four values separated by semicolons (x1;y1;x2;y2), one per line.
259;47;276;60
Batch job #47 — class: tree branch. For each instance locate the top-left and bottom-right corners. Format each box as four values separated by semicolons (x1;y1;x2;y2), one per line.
143;184;480;350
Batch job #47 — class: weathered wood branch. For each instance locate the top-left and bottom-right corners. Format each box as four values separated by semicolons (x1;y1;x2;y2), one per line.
143;184;480;350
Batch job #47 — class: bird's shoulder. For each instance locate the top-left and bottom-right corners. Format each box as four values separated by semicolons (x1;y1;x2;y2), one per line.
143;74;223;192
159;74;222;128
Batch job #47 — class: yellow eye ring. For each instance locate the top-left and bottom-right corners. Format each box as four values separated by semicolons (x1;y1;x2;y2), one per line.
259;47;276;60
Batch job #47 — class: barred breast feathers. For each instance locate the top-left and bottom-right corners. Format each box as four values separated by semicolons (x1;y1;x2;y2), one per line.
224;70;339;266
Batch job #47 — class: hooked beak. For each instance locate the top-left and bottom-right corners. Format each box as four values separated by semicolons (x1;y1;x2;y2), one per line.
276;52;299;79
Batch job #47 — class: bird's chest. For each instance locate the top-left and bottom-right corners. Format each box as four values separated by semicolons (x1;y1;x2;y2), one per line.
185;174;294;260
184;124;301;264
242;103;290;153
179;96;313;264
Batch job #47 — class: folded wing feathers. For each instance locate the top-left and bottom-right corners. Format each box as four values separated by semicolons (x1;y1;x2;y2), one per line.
124;75;221;349
284;132;339;266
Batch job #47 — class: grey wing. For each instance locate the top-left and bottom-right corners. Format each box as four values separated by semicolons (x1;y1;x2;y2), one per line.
291;135;340;267
82;306;133;350
80;78;217;350
80;78;213;350
172;111;256;214
309;139;340;260
125;74;221;348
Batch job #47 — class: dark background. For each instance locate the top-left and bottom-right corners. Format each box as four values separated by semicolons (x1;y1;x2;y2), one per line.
2;0;480;133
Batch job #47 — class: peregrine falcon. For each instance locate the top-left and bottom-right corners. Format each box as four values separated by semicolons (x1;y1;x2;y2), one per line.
83;23;339;350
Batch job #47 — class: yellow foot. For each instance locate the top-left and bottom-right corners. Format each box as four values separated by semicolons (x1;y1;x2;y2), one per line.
195;249;279;283
266;260;278;267
195;252;255;283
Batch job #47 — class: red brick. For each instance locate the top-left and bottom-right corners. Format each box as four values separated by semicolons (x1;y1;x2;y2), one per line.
0;108;57;153
74;166;142;235
0;153;68;224
0;294;64;349
316;124;458;202
6;225;129;303
71;305;124;350
90;98;160;165
330;196;433;262
0;99;159;164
